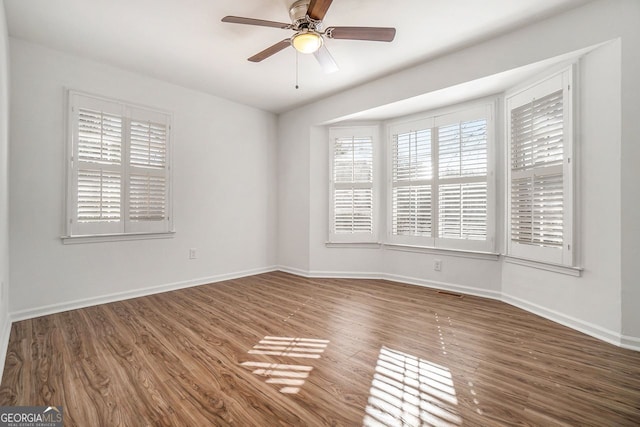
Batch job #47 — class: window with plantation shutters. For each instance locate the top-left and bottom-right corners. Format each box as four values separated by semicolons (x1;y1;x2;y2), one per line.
76;107;122;229
388;103;494;251
329;127;378;242
127;112;169;229
437;118;488;243
506;68;574;265
392;128;433;240
66;91;172;239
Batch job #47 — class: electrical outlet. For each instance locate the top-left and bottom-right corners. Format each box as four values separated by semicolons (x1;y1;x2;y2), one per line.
434;259;442;271
189;248;197;259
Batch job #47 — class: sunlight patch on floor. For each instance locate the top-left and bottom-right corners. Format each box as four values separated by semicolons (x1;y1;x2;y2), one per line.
242;336;329;394
248;336;330;359
363;347;462;427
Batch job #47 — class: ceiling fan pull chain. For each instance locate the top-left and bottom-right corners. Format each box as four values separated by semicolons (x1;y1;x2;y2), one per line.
295;50;300;89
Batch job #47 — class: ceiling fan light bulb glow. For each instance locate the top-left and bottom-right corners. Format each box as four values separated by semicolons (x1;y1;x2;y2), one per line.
292;32;323;54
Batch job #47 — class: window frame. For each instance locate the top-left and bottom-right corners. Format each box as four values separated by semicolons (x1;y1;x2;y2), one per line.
505;66;575;266
64;90;174;240
328;126;379;243
386;100;496;252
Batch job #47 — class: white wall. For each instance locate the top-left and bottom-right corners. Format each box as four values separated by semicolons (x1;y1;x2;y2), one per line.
278;0;640;346
276;111;310;272
8;39;278;316
0;0;11;370
502;40;622;342
619;1;640;345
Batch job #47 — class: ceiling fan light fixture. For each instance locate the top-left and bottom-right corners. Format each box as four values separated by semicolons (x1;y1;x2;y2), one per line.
292;31;323;54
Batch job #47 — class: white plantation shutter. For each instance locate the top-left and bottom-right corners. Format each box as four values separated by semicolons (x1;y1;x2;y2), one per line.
391;128;433;241
77;170;121;222
388;104;493;251
329;127;377;242
334;188;373;233
76;108;122;224
129;174;166;221
438;182;487;240
507;68;573;265
438;120;487;178
71;97;124;235
77;109;122;164
436;117;488;244
129;120;167;222
510;91;564;248
126;109;170;233
67;91;172;237
392;185;431;236
130;120;167;168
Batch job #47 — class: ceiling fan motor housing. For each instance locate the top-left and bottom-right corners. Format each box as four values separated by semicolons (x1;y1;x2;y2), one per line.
289;0;310;23
289;0;322;31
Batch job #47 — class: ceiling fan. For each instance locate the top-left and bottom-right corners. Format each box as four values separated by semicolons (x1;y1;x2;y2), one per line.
221;0;396;74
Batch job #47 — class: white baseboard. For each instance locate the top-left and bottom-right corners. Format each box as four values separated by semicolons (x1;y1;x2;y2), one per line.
277;266;501;300
307;271;383;279
278;266;640;352
501;292;640;351
0;310;12;384
278;265;500;300
276;265;315;277
620;334;640;351
383;273;502;300
278;266;380;279
10;265;278;323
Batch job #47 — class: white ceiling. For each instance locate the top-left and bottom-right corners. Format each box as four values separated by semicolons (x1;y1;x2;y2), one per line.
4;0;589;114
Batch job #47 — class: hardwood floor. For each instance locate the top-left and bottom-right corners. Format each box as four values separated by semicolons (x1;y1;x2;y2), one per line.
1;271;639;426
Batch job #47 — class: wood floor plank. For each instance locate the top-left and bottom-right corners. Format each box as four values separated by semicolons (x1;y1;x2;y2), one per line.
1;271;639;426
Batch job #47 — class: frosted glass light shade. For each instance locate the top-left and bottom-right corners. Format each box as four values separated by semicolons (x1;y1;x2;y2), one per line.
292;32;323;54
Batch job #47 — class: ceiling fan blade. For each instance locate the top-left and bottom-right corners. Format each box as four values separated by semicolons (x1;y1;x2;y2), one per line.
326;26;396;42
314;44;339;74
222;16;291;29
248;39;291;62
307;0;333;21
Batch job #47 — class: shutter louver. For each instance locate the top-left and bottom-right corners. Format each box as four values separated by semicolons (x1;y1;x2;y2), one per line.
129;174;166;221
332;136;373;234
130;120;167;168
334;188;373;233
510;173;563;247
392;185;431;236
393;130;432;181
438;120;487;178
439;183;487;240
77;170;121;222
510;89;564;249
77;109;122;164
511;90;563;171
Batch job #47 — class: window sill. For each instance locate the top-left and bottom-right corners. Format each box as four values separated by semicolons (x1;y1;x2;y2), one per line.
62;231;176;245
325;241;382;249
503;255;582;277
383;244;500;261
